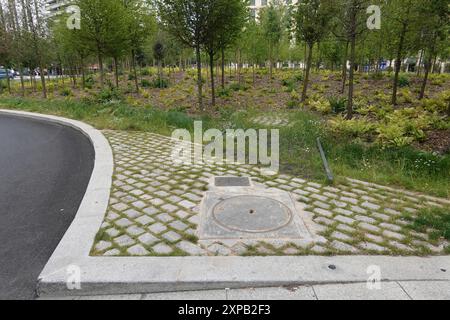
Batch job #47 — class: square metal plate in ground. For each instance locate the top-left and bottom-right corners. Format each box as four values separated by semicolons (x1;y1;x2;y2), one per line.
198;189;314;241
214;176;251;187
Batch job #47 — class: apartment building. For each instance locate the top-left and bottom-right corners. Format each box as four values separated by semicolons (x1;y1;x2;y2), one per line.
45;0;70;17
249;0;299;19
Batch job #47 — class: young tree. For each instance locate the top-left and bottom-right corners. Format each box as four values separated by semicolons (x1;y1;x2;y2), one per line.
260;2;282;81
386;0;418;105
335;0;368;119
124;0;155;92
75;0;128;88
203;0;247;105
153;39;165;82
417;0;449;100
156;0;211;110
294;0;333;102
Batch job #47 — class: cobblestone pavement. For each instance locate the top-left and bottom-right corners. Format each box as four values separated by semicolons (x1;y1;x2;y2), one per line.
91;131;450;257
251;114;292;127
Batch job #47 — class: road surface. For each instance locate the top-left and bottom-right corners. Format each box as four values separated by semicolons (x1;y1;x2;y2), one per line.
0;114;94;299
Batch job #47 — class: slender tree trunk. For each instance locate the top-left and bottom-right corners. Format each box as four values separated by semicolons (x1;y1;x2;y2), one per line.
39;63;47;98
252;63;256;86
346;34;357;120
209;51;215;106
269;41;273;82
6;70;11;94
131;50;139;93
195;45;203;110
301;43;314;102
392;22;407;105
341;41;349;94
113;56;119;88
19;65;25;96
221;47;225;89
419;55;432;100
80;57;85;90
98;50;104;88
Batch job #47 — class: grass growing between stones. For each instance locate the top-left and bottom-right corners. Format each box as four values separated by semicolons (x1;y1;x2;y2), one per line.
404;207;450;251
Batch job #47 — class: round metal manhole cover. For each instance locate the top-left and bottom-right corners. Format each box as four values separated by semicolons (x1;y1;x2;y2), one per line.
212;195;293;233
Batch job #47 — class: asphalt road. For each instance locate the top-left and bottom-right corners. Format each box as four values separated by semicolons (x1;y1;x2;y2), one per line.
0;114;94;300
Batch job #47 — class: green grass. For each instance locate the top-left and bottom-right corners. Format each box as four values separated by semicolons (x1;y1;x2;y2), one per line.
1;96;449;198
404;207;450;244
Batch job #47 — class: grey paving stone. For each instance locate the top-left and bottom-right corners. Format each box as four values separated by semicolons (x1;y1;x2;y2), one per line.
127;244;149;256
148;222;167;234
359;242;387;252
330;240;358;253
161;203;178;213
380;223;402;232
114;235;135;247
334;208;353;216
142;207;159;216
340;196;358;205
355;215;376;224
115;218;133;228
179;200;197;209
152;243;173;254
95;241;112;252
169;220;188;231
156;213;174;223
126;225;145;236
335;215;355;225
124;209;141;219
162;231;182;242
331;231;352;242
359;222;380;233
105;228;120;238
135;215;154;226
383;230;405;240
103;249;121;256
176;241;206;255
138;233;159;245
313;208;333;218
112;203;128;211
362;201;381;211
351;206;367;214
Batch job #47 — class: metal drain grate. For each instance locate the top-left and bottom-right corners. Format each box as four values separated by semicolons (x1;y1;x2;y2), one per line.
214;176;251;187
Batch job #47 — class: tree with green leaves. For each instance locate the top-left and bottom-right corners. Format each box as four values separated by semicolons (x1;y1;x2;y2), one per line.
417;0;449;100
124;0;156;92
294;0;334;102
75;0;129;88
156;0;212;110
260;1;283;81
203;0;247;105
335;0;368;119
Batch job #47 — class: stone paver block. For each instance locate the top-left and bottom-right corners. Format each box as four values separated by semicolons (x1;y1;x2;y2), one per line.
152;243;173;254
114;235;135;247
148;223;167;234
138;233;159;245
162;231;182;242
127;244;150;256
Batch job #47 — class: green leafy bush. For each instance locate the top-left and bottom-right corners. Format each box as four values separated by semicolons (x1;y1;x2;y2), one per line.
329;96;347;114
60;87;73;97
97;87;123;103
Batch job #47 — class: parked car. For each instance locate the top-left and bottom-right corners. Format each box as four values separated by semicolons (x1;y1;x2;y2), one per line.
0;68;14;80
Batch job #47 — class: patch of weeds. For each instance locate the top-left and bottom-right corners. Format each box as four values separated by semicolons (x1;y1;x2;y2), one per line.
184;233;199;244
404;206;450;241
328;96;347;114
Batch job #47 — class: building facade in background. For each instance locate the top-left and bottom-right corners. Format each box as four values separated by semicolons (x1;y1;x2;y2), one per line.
249;0;299;19
45;0;70;17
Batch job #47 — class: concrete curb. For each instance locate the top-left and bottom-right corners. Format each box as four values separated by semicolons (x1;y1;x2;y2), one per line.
2;110;449;299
